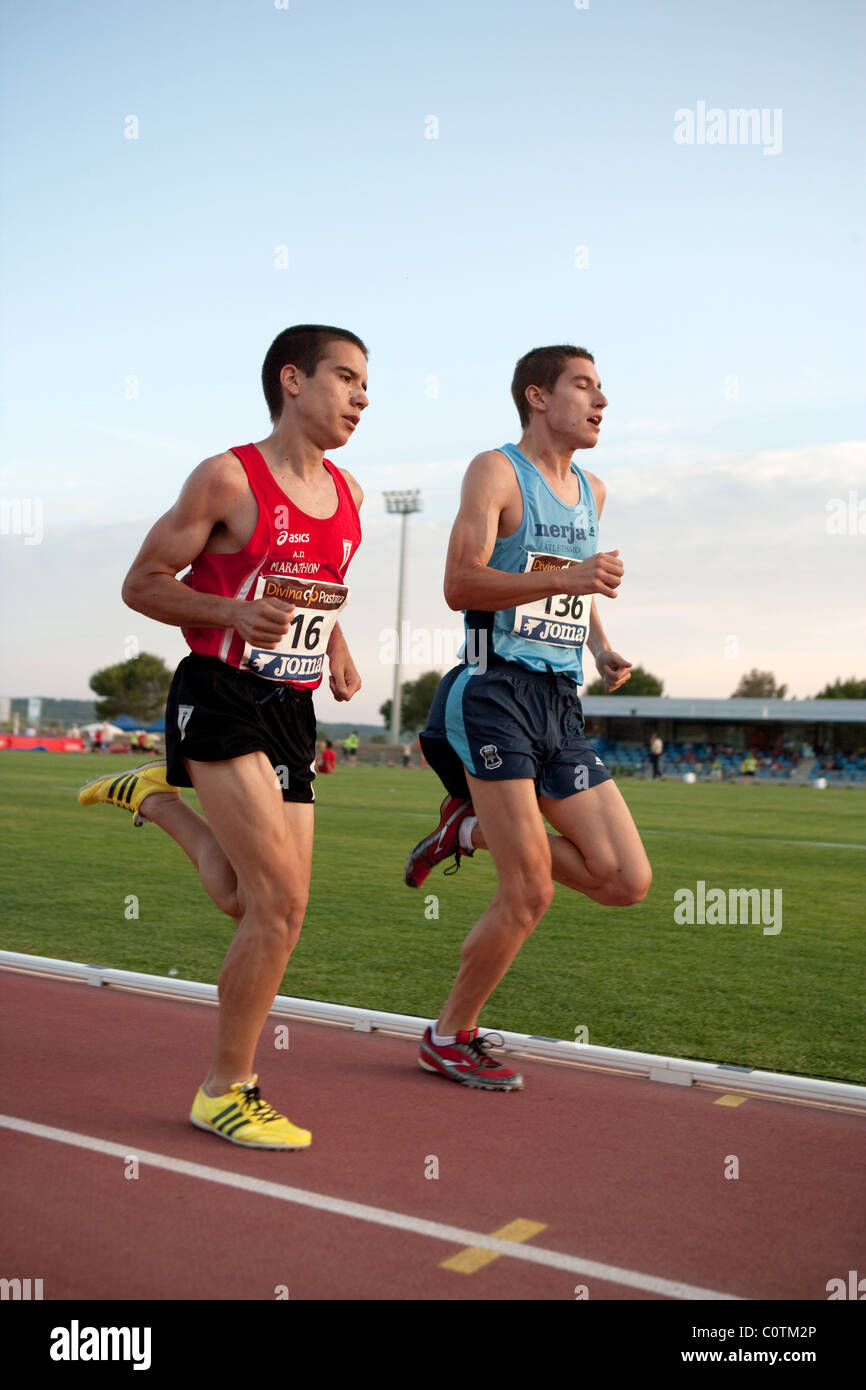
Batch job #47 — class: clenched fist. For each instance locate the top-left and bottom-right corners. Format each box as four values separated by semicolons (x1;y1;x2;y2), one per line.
563;550;624;599
595;649;633;692
232;597;294;648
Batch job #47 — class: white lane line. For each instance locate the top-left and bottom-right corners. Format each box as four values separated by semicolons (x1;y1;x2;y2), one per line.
0;1114;741;1301
317;804;866;850
640;829;865;851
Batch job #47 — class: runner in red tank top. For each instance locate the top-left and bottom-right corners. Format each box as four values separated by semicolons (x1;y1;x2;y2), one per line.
77;325;369;1150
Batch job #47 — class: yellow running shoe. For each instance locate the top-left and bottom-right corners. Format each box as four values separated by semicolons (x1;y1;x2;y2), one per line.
190;1075;311;1150
77;761;179;826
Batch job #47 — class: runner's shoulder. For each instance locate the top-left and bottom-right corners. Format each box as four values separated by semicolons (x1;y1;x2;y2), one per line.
178;450;250;512
462;449;521;500
580;467;606;512
336;466;364;509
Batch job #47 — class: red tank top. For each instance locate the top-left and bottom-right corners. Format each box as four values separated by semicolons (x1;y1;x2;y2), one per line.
182;443;361;690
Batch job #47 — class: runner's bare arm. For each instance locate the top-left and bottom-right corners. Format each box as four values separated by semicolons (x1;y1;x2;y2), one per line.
443;453;623;610
327;623;362;701
583;470;606;520
327;471;363;698
338;468;364;511
588;603;632;690
122;453;293;646
582;473;632;691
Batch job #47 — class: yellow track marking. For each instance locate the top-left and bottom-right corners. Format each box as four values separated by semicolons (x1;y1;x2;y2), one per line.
441;1218;547;1273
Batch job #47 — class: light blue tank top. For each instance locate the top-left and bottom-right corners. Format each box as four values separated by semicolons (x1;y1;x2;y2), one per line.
464;443;599;683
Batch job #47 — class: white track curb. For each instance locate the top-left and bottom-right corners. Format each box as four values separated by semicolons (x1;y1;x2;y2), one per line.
3;950;865;1110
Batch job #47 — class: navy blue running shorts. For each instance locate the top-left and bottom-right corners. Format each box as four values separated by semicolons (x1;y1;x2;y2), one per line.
419;661;611;802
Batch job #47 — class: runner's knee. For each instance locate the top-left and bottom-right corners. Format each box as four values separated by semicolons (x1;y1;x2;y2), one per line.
237;882;308;935
500;875;555;930
598;861;652;906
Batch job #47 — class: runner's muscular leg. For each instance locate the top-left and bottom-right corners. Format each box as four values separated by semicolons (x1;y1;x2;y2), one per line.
135;793;240;919
468;779;651;906
184;752;314;1095
437;774;554;1036
538;779;651;905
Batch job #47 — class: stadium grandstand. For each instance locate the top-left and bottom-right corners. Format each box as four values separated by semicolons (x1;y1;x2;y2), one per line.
580;697;866;784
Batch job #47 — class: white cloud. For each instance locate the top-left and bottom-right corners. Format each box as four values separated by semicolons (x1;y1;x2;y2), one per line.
83;425;192;454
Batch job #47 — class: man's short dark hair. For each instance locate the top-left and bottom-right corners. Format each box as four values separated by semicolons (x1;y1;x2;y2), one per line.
511;344;595;428
262;324;368;423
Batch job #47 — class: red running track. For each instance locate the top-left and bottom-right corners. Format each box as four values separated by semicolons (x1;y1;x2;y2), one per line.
2;967;864;1301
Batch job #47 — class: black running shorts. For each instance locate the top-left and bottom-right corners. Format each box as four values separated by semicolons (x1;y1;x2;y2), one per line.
420;660;612;801
165;653;317;804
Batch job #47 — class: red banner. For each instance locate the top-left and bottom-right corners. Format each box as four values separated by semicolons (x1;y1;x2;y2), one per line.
0;737;85;752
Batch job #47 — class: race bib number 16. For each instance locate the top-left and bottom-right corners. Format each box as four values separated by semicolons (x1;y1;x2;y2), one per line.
240;572;349;684
511;553;590;649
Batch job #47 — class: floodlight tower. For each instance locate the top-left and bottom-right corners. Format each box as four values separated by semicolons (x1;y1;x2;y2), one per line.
383;489;423;744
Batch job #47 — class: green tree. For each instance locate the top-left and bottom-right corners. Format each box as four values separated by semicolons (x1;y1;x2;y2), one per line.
89;653;173;722
380;670;442;734
812;676;866;699
730;669;788;699
586;664;664;696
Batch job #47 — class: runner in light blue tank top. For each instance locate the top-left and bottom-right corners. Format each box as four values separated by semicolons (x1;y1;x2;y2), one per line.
467;442;600;684
403;344;652;1096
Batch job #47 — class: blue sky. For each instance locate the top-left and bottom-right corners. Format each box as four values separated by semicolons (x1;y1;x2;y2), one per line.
1;0;864;718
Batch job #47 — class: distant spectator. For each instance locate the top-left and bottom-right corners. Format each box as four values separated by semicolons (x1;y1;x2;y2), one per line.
649;732;663;780
317;740;337;774
344;731;359;766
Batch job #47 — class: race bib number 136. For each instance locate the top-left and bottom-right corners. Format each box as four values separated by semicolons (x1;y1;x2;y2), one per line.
240;572;349;684
511;553;590;649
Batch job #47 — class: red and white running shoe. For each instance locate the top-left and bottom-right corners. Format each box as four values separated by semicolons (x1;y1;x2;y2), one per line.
404;795;475;888
418;1026;523;1091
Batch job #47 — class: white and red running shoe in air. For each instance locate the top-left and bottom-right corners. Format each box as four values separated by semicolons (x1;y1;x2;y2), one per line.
403;795;476;888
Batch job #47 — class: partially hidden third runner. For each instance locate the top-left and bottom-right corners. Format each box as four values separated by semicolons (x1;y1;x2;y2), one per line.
78;324;368;1148
405;343;652;1091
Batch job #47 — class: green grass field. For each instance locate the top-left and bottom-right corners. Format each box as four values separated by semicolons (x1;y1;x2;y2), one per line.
2;754;865;1082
